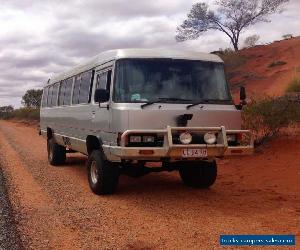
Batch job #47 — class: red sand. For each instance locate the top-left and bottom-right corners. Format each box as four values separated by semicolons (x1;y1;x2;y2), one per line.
228;36;300;97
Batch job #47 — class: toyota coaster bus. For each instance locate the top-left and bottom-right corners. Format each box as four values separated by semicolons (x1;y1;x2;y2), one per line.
40;49;253;195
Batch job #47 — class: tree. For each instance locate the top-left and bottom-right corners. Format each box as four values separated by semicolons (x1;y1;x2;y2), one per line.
176;0;289;51
22;89;43;108
0;105;14;112
244;34;260;48
0;105;14;119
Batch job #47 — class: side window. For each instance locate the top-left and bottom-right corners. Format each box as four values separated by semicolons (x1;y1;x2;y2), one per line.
42;87;48;107
47;85;53;107
96;70;111;90
72;75;81;105
64;78;73;105
79;70;93;104
51;83;59;107
58;80;66;106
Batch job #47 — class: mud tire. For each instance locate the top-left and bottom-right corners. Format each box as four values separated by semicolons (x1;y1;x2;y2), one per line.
87;150;119;195
47;138;66;166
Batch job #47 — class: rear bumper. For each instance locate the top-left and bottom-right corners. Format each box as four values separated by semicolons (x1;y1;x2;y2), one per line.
105;126;254;162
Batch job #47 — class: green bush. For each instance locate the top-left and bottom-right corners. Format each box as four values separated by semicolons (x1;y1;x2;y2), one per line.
0;106;40;121
242;96;300;145
286;78;300;93
11;108;40;121
268;60;286;68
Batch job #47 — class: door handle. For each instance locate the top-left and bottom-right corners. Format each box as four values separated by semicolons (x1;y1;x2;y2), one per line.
99;104;110;110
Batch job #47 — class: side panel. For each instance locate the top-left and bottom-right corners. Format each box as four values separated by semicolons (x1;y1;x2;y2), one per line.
40;105;93;154
40;61;116;154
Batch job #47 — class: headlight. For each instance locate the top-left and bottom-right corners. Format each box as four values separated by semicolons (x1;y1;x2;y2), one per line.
179;132;192;144
204;132;217;144
143;135;155;143
129;135;142;143
226;134;237;142
129;135;156;144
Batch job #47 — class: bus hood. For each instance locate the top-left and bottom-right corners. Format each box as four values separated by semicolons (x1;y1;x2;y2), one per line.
111;103;241;132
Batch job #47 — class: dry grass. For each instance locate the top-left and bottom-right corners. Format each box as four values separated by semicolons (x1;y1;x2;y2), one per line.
0;108;39;121
285;77;300;93
242;96;300;145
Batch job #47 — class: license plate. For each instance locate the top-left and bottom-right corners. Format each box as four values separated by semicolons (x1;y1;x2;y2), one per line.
182;148;208;158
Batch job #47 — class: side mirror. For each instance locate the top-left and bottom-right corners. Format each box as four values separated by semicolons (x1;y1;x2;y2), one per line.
240;86;246;102
236;86;247;110
94;89;109;103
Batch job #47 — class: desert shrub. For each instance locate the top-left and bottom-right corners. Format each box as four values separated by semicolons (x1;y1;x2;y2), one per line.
244;35;260;48
214;48;246;69
268;60;286;68
11;108;40;121
282;34;293;39
242;96;300;145
286;78;300;93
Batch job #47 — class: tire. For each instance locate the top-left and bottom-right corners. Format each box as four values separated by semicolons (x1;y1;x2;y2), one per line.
87;150;119;195
179;161;217;188
47;138;66;166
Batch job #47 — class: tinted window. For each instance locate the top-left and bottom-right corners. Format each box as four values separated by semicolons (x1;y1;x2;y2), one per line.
64;78;73;105
42;87;48;107
58;80;66;106
72;75;81;104
51;83;59;106
96;70;111;90
72;70;93;105
114;59;231;103
79;71;93;103
47;85;53;107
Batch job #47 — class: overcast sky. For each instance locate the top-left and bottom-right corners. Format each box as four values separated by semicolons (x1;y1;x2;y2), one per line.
0;0;299;107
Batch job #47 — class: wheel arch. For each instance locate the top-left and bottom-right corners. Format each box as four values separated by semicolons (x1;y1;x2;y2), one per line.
86;135;103;155
47;127;53;140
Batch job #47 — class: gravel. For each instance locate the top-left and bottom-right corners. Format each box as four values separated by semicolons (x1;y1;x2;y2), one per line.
0;167;23;250
0;120;299;249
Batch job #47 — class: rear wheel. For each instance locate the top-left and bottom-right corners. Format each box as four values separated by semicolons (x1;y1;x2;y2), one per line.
47;138;66;166
179;161;217;188
87;150;119;195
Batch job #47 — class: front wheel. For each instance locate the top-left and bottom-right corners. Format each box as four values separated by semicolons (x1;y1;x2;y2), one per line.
87;150;119;195
179;161;217;188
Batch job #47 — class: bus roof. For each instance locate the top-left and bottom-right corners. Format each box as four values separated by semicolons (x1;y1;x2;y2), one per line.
48;48;223;85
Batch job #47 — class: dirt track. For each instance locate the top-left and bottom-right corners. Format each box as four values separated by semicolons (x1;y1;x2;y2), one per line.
0;120;299;249
0;167;23;249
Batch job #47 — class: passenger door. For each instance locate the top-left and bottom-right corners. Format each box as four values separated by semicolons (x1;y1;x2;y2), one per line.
91;67;112;144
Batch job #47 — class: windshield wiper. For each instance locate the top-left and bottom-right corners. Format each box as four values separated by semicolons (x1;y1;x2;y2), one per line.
186;100;209;109
141;97;192;109
186;99;232;109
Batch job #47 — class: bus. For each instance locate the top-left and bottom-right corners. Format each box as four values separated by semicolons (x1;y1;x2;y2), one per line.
40;49;253;195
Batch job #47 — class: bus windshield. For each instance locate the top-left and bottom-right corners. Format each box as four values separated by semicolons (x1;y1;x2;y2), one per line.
113;58;232;104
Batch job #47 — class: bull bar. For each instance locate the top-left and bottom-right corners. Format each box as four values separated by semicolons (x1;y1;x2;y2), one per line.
107;126;254;161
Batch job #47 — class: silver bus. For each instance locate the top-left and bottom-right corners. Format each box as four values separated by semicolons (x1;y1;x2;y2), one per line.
40;49;253;195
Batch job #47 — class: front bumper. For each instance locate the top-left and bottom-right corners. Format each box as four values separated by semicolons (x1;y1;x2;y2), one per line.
105;126;254;162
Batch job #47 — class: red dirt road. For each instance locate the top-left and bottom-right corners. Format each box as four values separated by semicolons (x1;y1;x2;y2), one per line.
0;120;299;249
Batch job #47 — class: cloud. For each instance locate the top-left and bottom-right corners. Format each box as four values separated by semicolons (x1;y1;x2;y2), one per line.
0;0;299;107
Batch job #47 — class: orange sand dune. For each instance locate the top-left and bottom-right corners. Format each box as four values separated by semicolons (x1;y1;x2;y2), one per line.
228;36;300;97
